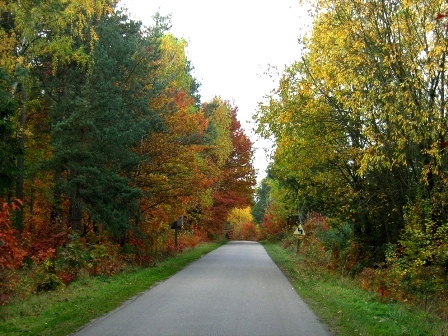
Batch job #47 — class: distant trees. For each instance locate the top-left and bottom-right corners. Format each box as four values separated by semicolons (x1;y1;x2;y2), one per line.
251;178;270;224
207;103;256;231
227;207;258;240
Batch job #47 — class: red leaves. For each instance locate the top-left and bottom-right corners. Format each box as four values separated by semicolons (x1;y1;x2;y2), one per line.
0;200;27;270
436;12;448;31
436;12;448;20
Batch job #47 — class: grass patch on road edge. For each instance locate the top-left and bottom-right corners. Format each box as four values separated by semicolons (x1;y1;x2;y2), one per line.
262;241;446;336
0;242;225;336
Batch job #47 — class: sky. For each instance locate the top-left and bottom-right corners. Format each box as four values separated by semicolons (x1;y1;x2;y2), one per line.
118;0;312;182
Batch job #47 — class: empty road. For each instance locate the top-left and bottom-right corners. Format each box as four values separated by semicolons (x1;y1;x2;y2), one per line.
74;241;331;336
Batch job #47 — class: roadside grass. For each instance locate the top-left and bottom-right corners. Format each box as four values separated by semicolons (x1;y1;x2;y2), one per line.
0;242;225;336
262;241;448;336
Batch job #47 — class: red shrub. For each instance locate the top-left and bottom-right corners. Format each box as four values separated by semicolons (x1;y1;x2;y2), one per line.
0;200;27;270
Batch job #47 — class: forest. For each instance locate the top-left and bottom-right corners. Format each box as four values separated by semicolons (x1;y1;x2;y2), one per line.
2;0;448;322
0;0;256;302
254;0;448;314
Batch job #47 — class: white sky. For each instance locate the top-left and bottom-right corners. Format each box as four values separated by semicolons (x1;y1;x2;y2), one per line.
118;0;311;182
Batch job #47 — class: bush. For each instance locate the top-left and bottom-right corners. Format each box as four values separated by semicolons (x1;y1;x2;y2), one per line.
316;221;361;272
356;198;448;317
56;235;125;279
260;210;285;241
0;201;27;270
32;258;64;293
386;199;448;303
56;238;91;279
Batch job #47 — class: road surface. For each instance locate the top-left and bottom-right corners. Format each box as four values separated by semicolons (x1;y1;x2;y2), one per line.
73;241;331;336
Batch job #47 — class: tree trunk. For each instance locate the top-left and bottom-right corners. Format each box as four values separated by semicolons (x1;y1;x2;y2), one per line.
14;84;27;230
69;176;83;233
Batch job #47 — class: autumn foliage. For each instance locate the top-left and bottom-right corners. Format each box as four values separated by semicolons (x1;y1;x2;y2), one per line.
0;3;255;303
0;201;26;270
253;0;448;318
227;207;259;241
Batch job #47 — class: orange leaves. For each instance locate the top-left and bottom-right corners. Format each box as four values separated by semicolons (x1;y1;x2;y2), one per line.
0;200;27;270
135;96;255;240
134;89;214;236
172;90;194;111
260;208;285;239
134;33;213;228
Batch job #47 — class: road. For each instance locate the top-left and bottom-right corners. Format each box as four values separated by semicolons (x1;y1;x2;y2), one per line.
73;241;331;336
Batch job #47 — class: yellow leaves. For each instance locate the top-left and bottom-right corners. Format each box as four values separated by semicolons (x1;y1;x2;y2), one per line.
256;0;448;227
227;207;253;226
158;34;192;91
0;35;18;74
205;99;233;168
276;109;293;124
4;0;113;74
145;172;169;183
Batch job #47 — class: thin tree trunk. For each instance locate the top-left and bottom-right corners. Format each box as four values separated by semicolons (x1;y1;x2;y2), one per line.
51;170;63;225
14;85;27;230
69;183;83;233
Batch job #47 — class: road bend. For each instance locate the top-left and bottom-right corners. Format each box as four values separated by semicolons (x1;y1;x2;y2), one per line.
73;241;331;336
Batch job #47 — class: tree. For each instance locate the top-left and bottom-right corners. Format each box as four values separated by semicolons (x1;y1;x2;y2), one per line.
0;68;18;199
252;178;271;224
227;207;258;240
0;1;257;267
46;8;156;238
0;0;115;229
129;30;216;249
255;0;448;263
204;101;256;234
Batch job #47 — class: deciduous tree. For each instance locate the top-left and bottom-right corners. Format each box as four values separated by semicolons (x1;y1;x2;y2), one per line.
255;0;448;263
205;101;256;234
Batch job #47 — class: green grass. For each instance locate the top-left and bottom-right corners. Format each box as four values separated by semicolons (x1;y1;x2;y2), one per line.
262;241;448;336
0;242;225;336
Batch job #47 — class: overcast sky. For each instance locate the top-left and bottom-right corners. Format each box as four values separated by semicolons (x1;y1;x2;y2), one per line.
118;0;311;182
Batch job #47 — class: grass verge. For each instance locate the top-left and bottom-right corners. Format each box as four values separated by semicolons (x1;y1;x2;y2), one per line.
0;242;225;336
262;241;447;336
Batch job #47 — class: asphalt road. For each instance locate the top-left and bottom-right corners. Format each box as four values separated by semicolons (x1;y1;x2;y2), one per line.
73;241;331;336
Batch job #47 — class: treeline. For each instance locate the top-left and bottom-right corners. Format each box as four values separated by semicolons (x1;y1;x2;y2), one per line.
0;0;255;298
254;0;448;306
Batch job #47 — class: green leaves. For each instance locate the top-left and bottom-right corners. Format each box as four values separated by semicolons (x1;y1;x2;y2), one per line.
255;0;448;263
0;68;18;197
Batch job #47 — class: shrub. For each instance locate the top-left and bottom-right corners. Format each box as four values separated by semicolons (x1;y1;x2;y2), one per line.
261;212;285;241
0;201;28;303
32;258;64;293
0;200;27;270
356;198;448;315
386;199;448;303
56;238;92;277
316;221;359;272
